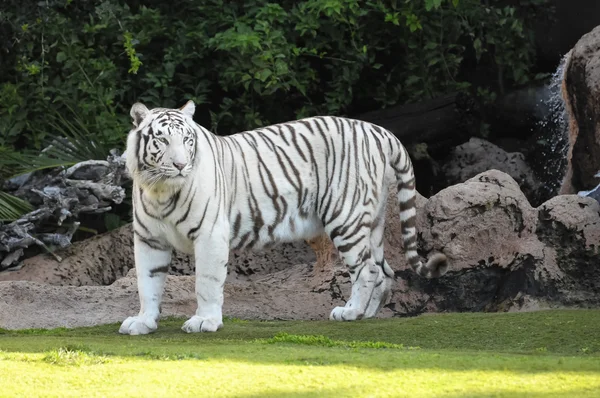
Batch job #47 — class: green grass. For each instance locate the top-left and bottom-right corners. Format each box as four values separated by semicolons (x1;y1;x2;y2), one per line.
1;310;600;397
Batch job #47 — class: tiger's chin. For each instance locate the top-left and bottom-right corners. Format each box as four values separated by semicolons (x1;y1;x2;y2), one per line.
158;174;188;188
137;173;189;192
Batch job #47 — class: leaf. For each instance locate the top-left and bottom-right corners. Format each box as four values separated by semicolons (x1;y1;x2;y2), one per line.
405;75;421;85
473;38;483;60
104;213;126;231
425;0;443;11
384;12;400;26
0;191;33;222
256;69;272;82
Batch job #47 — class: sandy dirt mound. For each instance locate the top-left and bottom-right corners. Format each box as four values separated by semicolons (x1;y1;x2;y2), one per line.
0;264;374;330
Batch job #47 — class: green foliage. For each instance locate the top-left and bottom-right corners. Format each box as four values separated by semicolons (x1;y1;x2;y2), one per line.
0;191;34;222
0;0;551;232
0;0;550;149
42;347;109;366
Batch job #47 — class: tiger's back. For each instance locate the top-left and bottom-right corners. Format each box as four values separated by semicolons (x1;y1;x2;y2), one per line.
221;116;393;251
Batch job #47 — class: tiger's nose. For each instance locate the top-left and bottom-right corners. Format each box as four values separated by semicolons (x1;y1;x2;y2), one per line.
173;162;187;170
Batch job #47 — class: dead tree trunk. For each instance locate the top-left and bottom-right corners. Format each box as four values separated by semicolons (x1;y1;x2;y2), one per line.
355;92;479;144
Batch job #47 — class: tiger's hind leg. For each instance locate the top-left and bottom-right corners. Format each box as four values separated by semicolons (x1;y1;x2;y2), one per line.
327;224;380;321
363;215;394;318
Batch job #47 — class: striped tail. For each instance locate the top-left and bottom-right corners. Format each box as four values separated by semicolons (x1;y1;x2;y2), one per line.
394;149;448;279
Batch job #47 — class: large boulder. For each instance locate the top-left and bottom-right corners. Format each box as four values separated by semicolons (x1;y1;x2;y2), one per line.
561;25;600;194
398;170;600;314
536;194;600;304
386;170;543;314
442;137;541;202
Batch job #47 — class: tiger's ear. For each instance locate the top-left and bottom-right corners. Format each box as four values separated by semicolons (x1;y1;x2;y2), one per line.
130;103;149;128
179;100;196;118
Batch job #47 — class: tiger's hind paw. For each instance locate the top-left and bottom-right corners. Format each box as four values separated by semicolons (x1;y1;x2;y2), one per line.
329;307;364;321
181;315;223;333
119;314;158;335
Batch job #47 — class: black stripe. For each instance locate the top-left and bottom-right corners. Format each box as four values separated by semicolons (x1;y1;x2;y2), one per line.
175;189;195;225
288;124;307;162
134;208;150;234
187;199;211;239
149;265;169;277
162;189;181;218
232;212;242;239
233;232;252;251
134;230;167;251
299;133;319;211
336;234;365;253
139;188;160;220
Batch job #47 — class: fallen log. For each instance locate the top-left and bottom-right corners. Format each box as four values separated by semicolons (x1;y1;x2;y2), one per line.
355;92;479;144
0;150;129;271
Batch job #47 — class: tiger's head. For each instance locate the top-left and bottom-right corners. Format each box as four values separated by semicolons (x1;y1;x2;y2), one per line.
126;101;198;187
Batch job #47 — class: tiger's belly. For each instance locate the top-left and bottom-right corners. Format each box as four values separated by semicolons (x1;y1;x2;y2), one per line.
159;211;322;255
232;212;324;251
269;212;324;244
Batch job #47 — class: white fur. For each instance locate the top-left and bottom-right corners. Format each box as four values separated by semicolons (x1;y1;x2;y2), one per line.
119;102;446;335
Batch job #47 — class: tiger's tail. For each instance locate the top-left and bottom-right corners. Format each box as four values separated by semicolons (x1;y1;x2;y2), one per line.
393;145;449;279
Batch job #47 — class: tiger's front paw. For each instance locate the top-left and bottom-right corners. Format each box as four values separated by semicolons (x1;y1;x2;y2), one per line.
329;306;364;321
181;315;223;333
119;314;158;335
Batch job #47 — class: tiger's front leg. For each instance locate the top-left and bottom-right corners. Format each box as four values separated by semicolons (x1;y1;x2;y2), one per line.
119;234;171;335
181;230;229;333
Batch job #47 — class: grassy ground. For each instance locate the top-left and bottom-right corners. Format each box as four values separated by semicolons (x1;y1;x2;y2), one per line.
1;309;599;397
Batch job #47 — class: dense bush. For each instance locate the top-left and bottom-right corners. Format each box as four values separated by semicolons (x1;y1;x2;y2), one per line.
0;0;550;154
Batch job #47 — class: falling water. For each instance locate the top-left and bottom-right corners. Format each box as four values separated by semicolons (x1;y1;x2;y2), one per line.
529;52;570;203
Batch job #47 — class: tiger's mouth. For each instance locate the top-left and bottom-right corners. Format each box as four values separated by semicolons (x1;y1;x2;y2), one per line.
158;165;191;179
135;167;188;187
170;169;189;178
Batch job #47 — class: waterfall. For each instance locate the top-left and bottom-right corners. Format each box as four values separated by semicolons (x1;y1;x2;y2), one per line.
530;53;570;202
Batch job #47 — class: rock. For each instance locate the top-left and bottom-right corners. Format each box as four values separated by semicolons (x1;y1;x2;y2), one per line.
419;169;539;271
396;171;600;314
443;138;541;202
536;195;600;304
390;170;545;314
561;25;600;194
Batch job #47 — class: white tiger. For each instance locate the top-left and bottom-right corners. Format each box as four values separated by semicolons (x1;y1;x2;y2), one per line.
119;100;448;335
